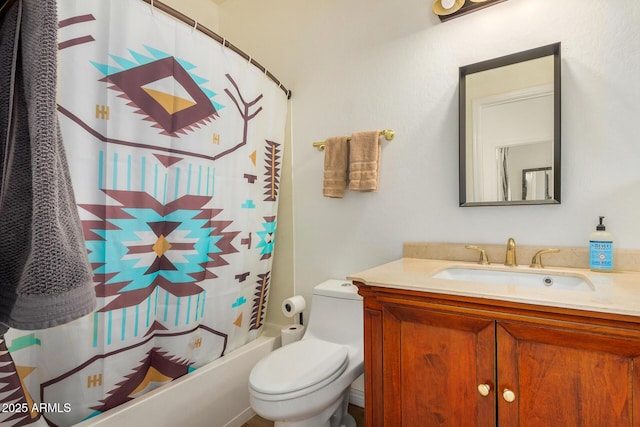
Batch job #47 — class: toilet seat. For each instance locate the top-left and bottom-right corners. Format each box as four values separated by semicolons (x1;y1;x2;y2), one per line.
249;338;349;400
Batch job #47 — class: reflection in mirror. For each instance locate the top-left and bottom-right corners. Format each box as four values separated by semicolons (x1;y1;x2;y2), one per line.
522;167;552;201
459;43;561;206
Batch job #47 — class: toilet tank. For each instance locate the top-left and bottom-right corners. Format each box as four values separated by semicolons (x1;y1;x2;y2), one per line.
304;280;363;347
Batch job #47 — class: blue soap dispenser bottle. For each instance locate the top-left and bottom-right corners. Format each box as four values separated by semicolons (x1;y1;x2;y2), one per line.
589;216;614;271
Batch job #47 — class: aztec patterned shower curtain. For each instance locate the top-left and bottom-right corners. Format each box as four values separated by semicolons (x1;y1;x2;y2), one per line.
1;0;287;425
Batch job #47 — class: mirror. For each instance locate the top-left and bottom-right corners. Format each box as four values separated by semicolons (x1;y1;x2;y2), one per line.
522;167;552;201
459;43;561;206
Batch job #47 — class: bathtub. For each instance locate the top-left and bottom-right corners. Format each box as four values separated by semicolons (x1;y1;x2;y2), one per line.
72;326;281;427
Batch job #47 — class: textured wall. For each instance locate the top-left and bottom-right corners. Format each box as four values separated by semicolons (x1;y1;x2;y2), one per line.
163;0;219;31
219;0;640;309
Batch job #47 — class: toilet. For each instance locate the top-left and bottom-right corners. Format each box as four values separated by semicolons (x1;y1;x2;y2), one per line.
249;279;363;427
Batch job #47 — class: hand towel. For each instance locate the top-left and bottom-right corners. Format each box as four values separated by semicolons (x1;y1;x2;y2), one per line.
348;130;380;192
322;136;349;198
0;0;96;334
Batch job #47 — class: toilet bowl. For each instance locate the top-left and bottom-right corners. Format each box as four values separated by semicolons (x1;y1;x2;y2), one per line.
249;280;363;427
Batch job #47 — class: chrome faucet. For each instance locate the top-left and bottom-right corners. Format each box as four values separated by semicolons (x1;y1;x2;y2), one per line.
504;238;517;267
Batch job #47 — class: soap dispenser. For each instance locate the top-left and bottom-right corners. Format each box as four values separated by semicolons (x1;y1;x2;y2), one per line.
589;216;614;271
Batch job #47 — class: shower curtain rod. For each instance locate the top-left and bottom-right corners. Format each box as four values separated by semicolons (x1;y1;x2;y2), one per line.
140;0;292;99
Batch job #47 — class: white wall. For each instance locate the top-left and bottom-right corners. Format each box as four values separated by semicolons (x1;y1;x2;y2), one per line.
163;0;219;31
218;0;640;306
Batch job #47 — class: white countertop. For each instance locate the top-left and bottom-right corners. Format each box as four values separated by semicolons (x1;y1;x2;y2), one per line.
348;258;640;318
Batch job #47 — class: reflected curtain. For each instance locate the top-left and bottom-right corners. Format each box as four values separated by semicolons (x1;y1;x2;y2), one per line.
497;146;510;201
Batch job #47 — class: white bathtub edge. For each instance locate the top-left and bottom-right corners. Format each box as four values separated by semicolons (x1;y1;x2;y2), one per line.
72;325;282;427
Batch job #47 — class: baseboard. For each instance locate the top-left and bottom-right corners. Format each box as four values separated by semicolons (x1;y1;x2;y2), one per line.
224;407;255;427
349;387;365;408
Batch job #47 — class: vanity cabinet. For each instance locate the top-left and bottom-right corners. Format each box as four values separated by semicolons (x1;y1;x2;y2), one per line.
356;283;640;427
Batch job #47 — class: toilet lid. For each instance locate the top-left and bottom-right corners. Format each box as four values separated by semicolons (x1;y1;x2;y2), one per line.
249;338;349;395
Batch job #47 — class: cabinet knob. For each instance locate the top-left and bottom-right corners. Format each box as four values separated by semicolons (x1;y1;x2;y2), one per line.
502;388;516;403
477;384;491;397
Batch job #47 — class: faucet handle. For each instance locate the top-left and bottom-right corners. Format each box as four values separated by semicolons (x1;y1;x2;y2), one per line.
530;248;560;268
465;245;490;265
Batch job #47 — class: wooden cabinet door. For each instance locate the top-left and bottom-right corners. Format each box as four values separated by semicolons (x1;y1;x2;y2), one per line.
497;321;640;427
382;304;496;427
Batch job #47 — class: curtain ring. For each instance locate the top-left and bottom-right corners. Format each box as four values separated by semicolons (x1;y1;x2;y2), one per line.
192;19;198;33
150;0;155;16
221;38;229;56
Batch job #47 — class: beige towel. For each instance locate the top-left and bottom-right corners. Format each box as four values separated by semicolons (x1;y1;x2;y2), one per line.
322;136;349;198
349;130;380;191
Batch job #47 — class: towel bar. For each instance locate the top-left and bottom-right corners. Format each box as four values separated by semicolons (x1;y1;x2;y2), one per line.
312;129;395;151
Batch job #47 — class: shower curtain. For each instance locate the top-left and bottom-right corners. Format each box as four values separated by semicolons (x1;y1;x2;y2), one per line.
1;0;287;425
497;146;511;202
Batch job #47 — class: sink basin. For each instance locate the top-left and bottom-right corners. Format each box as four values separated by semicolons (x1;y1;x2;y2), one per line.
432;267;595;291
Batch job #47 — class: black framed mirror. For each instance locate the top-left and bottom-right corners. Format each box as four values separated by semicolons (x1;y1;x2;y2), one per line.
459;43;561;206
